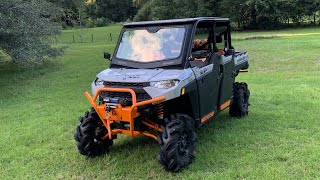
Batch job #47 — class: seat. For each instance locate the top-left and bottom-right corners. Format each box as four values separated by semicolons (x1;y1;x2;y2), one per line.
191;50;208;62
192;39;225;62
192;39;210;62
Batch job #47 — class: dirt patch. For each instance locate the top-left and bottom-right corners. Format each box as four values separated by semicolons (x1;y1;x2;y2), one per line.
280;33;320;37
234;36;280;41
244;36;280;40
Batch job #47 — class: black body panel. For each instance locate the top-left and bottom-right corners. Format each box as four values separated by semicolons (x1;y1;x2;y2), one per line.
124;17;230;27
196;55;222;118
184;81;200;120
218;55;236;105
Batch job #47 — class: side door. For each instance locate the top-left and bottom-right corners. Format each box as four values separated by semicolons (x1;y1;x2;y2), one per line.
214;22;236;109
192;53;222;120
218;53;235;107
189;21;224;121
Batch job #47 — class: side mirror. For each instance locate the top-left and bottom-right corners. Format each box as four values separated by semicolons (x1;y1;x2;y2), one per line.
104;52;111;60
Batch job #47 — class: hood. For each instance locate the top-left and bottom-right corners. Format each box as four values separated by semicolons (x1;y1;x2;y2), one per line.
149;69;194;82
96;68;165;83
97;68;194;83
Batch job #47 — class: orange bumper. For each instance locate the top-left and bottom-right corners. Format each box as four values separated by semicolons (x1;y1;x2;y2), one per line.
85;88;165;140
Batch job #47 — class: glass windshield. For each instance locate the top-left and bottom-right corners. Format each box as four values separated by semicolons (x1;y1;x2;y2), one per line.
116;27;186;62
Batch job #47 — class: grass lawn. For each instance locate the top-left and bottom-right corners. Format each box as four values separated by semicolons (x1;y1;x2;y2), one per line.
0;25;319;179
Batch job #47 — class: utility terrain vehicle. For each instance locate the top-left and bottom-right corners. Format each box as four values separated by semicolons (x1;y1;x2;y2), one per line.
74;17;250;172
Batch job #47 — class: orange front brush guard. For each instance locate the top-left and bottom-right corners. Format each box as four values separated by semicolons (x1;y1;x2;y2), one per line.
85;88;165;140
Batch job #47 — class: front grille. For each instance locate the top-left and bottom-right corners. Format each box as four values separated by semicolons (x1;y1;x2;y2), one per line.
104;82;147;88
99;91;152;102
100;81;151;102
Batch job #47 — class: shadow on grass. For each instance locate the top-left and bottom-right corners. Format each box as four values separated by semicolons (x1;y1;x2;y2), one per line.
111;134;158;153
0;60;62;102
108;113;242;154
75;111;268;176
0;60;61;76
99;113;248;162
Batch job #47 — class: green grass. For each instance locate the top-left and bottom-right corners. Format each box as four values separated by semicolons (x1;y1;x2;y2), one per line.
57;25;122;44
0;25;320;179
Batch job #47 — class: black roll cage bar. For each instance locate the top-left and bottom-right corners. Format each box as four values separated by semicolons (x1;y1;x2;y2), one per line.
110;17;232;69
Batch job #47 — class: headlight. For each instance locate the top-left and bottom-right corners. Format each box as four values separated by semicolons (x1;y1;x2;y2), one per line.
94;78;104;86
150;80;179;89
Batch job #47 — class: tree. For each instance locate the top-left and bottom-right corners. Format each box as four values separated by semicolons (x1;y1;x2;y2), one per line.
196;0;222;17
301;0;320;26
133;0;151;8
151;0;176;20
174;0;198;18
137;0;320;29
220;0;247;29
0;0;63;65
48;0;86;27
95;0;136;22
151;0;199;20
133;0;153;21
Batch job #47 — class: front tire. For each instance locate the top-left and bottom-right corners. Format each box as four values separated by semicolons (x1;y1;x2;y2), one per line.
74;109;113;157
157;113;197;172
229;82;250;117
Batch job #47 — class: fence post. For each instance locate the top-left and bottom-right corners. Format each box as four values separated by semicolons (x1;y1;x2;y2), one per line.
73;34;75;43
110;33;112;41
91;34;94;43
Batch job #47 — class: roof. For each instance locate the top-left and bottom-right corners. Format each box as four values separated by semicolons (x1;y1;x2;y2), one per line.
124;17;230;27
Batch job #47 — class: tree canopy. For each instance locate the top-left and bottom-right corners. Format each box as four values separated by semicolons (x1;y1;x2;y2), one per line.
0;0;62;65
47;0;320;29
48;0;85;27
133;0;320;29
86;0;136;24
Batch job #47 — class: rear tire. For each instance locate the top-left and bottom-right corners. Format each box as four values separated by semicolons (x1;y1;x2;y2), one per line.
74;109;113;157
229;82;250;117
157;113;197;172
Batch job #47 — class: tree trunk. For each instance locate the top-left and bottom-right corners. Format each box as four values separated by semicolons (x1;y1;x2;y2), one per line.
314;13;316;26
274;17;278;29
250;8;257;28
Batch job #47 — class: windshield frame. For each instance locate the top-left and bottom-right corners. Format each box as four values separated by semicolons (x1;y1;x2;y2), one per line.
115;26;186;63
111;24;192;69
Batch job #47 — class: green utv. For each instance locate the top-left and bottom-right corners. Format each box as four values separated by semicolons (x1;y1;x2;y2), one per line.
74;17;250;172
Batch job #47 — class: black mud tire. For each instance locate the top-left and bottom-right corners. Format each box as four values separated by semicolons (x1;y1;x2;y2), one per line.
157;113;197;172
229;82;250;117
74;109;113;157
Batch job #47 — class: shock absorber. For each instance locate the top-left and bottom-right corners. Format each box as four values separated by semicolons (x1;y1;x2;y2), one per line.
154;103;164;120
